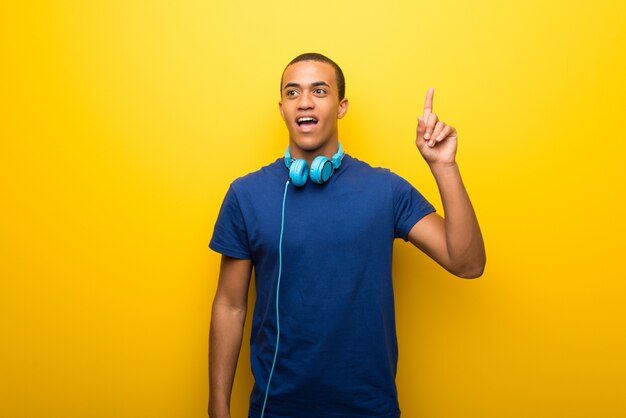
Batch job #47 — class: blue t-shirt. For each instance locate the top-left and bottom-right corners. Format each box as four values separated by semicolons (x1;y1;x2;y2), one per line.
209;154;435;418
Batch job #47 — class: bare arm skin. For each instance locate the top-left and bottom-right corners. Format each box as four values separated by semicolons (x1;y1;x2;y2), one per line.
409;88;486;278
209;255;253;418
407;163;486;278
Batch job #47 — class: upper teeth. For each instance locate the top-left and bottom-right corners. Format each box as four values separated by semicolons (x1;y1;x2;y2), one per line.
298;117;315;123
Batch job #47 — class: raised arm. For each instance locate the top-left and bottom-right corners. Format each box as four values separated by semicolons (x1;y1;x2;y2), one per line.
209;255;253;418
408;88;486;278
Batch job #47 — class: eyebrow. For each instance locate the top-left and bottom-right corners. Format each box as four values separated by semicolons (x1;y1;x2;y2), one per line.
283;81;330;90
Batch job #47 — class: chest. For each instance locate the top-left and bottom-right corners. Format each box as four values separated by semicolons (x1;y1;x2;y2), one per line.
242;179;394;262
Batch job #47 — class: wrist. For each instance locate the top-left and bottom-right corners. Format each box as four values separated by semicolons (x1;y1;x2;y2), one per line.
428;161;459;174
208;410;230;418
208;402;230;418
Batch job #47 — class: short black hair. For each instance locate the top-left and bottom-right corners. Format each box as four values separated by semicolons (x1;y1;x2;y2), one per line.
280;53;346;101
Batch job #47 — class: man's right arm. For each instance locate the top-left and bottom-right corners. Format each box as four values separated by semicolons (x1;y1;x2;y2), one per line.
209;255;253;418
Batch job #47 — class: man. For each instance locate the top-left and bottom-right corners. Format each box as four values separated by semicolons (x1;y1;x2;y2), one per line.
208;53;485;418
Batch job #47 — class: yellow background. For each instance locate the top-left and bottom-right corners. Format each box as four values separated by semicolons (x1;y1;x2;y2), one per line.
2;0;625;417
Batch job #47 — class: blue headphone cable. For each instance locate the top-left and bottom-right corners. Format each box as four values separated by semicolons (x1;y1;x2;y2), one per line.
260;179;290;418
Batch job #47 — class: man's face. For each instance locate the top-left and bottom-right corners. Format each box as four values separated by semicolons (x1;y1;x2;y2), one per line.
279;60;348;155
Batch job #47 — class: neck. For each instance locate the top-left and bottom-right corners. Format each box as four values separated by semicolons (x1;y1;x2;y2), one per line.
288;140;340;167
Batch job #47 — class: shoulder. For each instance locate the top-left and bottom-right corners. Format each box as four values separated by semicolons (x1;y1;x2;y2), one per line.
343;154;390;175
342;154;407;184
229;158;285;192
343;155;426;205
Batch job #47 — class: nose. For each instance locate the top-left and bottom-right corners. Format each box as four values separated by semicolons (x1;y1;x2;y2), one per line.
297;91;314;110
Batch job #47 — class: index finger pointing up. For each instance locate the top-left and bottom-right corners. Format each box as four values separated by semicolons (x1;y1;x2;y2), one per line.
423;87;434;120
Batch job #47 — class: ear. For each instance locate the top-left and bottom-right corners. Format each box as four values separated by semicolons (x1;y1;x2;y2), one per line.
337;98;349;119
278;100;285;121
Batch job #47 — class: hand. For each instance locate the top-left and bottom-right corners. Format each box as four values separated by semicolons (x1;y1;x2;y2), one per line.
416;87;458;167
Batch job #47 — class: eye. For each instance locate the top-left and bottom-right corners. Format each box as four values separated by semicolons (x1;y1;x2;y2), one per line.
314;88;327;95
286;89;299;97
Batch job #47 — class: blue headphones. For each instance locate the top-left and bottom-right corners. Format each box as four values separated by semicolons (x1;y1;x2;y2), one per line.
284;142;345;187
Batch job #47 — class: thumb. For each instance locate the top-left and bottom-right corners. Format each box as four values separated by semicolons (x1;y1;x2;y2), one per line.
416;117;427;149
417;117;426;136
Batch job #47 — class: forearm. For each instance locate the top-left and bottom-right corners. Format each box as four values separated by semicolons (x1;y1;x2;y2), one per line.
429;162;486;277
208;301;247;418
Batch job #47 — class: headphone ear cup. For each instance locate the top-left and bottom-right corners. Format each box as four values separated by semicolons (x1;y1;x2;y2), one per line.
310;156;334;184
289;159;309;187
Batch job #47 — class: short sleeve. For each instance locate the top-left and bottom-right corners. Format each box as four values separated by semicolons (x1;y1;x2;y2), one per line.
392;173;436;241
208;184;251;259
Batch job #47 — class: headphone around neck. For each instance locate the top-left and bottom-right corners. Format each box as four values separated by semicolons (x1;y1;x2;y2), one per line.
284;142;345;187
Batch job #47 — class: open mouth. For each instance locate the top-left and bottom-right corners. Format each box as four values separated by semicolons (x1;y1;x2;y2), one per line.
296;116;318;128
